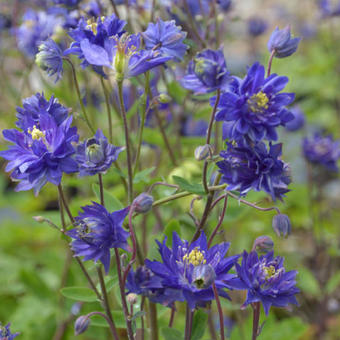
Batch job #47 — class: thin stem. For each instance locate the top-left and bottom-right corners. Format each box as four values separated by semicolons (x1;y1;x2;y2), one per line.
100;77;113;144
96;267;120;340
141;296;146;340
57;184;74;224
63;58;95;134
147;181;179;194
149;302;159;340
109;0;120;17
87;311;119;340
212;283;225;340
252;302;261;340
98;173;105;206
168;306;176;328
266;50;276;77
117;80;134;204
213;0;220;48
184;306;194;340
208;195;228;247
150;0;157;21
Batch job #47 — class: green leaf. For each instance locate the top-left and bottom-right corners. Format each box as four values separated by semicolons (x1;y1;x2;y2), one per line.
172;176;206;195
131;310;146;321
163;219;181;246
133;167;156;184
60;286;98;302
191;309;208;340
297;267;321;297
326;271;340;294
92;184;124;211
161;327;183;340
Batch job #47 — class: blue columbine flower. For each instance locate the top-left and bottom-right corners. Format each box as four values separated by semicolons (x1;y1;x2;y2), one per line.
36;39;64;82
15;93;69;131
76;129;123;176
248;18;267;37
318;0;340;17
142;19;188;61
231;251;299;315
145;232;239;309
0;114;78;195
285;105;305;132
303;133;340;171
267;26;301;58
214;62;294;143
67;202;129;273
181;49;230;94
0;323;19;340
217;141;291;201
52;0;81;7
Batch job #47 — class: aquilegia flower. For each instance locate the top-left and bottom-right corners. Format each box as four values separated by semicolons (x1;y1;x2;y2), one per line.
214;62;294;143
232;251;299;315
217;141;291;201
142;19;188;61
67;202;130;273
52;0;81;6
15;93;69;131
285;105;305;132
0;323;19;340
248;18;267;37
267;26;301;58
0;115;78;195
76;129;123;176
36;39;64;82
181;49;230;94
145;232;239;309
303;133;340;171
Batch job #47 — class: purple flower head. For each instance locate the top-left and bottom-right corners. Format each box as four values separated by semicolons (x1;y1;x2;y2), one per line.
145;232;239;309
15;93;69;131
181;49;230;94
36;39;64;82
217;0;232;12
0;114;79;195
67;203;130;274
303;133;340;171
52;0;81;7
142;19;188;61
267;26;301;58
82;0;102;17
16;9;63;58
217;141;291;201
285;105;305;132
76;129;123;176
248;18;267;37
214;62;294;143
0;323;19;340
319;0;340;17
232;251;299;315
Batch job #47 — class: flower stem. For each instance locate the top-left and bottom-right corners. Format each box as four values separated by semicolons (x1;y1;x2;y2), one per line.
212;283;225;340
100;77;113;144
98;173;105;206
109;0;120;17
117;80;134;204
252;302;261;340
149;301;159;340
63;58;95;134
184;306;194;340
86;311;120;340
168;306;176;327
208;195;228;247
266;50;276;77
57;184;74;224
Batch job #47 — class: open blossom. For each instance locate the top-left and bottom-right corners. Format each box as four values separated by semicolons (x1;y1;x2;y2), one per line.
67;202;130;274
0;323;19;340
231;251;299;315
216;141;291;201
145;232;239;309
214;62;294;143
142;19;188;61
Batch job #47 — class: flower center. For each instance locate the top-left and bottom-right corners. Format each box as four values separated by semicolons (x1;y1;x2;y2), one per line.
183;247;206;266
248;91;269;113
86;16;105;35
263;265;276;280
28;125;45;140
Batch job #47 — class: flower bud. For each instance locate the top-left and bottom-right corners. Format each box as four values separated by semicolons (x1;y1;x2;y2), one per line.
157;93;172;104
192;264;216;289
33;216;45;223
194;144;211;161
133;193;154;213
272;214;291;237
127;293;138;305
252;235;274;253
74;315;90;335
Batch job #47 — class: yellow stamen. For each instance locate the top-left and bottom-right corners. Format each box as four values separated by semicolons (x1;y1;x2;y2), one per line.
183;247;206;266
248;91;269;113
263;265;276;280
28;125;45;140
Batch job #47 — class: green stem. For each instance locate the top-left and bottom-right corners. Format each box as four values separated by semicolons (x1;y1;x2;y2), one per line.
100;77;113;144
149;301;159;340
98;173;105;206
252;302;261;340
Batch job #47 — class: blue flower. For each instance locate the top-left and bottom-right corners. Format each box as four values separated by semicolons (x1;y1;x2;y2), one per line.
303;133;340;171
248;18;267;37
15;93;69;131
36;39;64;82
145;232;239;309
285;105;305;132
214;62;294;142
0;115;78;195
0;323;19;340
67;202;130;274
142;19;188;61
217;0;232;12
232;251;299;315
76;129;123;176
267;26;301;58
181;49;230;94
318;0;340;17
52;0;81;7
217;141;291;201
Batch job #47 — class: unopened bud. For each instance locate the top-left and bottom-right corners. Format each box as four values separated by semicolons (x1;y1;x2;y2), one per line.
133;193;154;214
127;293;138;305
252;235;274;253
272;214;291;237
192;264;216;289
194;144;211;161
74;315;90;335
157;93;171;104
33;216;45;223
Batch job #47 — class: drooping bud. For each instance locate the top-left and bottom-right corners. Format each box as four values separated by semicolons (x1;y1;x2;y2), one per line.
194;144;211;161
74;315;90;335
133;193;154;214
272;214;291;237
127;293;138;305
192;264;216;289
252;235;274;253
